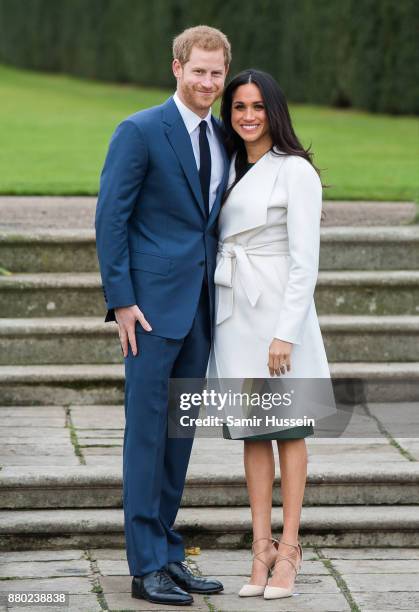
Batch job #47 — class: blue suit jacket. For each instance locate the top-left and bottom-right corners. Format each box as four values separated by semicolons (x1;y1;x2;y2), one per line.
95;97;229;339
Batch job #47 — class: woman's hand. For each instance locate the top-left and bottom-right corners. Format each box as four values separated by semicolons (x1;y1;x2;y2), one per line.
268;338;292;376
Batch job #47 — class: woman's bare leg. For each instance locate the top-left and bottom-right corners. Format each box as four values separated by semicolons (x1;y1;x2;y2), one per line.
268;438;307;588
243;439;278;584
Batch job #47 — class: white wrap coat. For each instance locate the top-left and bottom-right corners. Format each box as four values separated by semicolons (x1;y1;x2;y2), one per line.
210;149;330;380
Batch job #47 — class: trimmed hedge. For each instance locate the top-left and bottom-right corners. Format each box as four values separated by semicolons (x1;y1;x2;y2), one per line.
0;0;417;114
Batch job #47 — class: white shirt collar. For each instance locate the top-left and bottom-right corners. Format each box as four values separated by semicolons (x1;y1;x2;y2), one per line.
173;91;213;135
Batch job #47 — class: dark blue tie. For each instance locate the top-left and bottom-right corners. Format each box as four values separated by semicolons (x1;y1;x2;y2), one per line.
199;120;211;217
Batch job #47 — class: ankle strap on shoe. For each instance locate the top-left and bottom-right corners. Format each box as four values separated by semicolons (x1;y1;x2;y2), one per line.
251;537;279;551
279;540;302;559
251;538;279;571
274;540;303;574
279;539;299;550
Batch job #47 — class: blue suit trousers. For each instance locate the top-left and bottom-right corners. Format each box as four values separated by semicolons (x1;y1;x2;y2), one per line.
122;282;210;576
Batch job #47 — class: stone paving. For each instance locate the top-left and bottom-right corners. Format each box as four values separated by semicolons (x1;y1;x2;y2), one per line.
1;403;419;610
1;547;419;611
0;403;418;473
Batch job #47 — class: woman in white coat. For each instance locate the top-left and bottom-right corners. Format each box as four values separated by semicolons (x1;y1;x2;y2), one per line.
212;70;330;600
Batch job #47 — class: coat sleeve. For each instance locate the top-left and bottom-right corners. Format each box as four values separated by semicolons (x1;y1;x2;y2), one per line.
95;120;148;320
273;156;322;345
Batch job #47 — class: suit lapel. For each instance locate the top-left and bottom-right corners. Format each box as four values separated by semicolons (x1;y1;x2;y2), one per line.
163;98;206;218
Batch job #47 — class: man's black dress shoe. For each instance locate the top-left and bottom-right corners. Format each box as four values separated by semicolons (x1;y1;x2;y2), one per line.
132;570;193;606
167;561;224;594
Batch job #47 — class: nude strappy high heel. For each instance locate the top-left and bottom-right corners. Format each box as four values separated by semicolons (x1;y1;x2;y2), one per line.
238;537;279;597
263;539;303;599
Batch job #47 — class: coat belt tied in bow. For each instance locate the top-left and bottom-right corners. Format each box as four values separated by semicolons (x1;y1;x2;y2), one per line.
214;241;289;325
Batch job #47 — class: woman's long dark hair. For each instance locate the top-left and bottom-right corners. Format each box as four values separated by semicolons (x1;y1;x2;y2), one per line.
220;69;323;195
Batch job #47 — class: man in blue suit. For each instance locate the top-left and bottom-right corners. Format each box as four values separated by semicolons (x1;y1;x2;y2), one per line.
95;26;230;606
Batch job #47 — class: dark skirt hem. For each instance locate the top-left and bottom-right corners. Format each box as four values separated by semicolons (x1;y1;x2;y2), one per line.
222;423;314;441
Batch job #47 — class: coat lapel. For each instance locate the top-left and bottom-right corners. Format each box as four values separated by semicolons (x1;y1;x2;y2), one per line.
219;151;286;241
162;98;206;218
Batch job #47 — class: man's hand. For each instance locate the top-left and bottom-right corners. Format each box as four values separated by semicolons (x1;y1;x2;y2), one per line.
268;338;292;376
114;305;152;357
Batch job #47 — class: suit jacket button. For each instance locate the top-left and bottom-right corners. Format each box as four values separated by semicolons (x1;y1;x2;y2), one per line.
198;261;205;266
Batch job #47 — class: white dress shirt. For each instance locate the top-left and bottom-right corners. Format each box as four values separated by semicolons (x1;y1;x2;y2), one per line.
173;91;224;211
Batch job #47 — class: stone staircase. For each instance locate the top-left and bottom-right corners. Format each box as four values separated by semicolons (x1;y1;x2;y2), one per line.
1;198;419;551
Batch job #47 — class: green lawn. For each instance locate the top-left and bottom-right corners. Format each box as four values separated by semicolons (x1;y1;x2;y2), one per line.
1;63;418;200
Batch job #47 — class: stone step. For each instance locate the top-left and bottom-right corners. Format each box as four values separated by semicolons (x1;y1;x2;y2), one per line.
1;463;418;510
0;273;101;318
320;226;419;270
321;315;419;362
0;363;418;405
0;317;118;365
316;270;419;315
1;505;418;550
1;271;419;317
1;196;416;232
0;229;97;273
1;315;419;365
0;364;124;406
1;226;419;273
